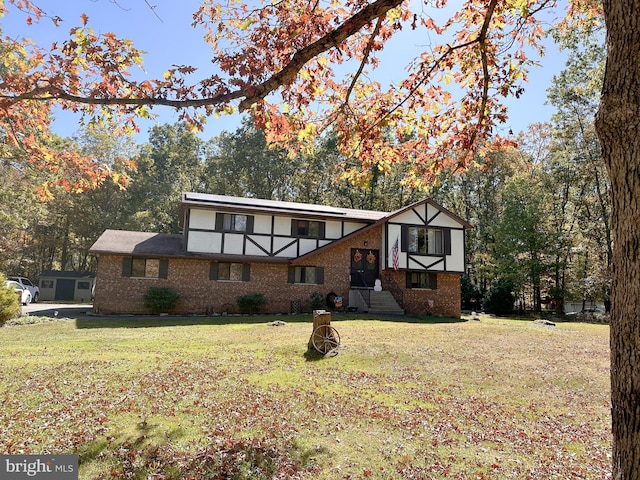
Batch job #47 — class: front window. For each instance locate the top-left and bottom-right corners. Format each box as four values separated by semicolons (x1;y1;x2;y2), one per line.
408;227;444;255
132;258;160;278
123;257;168;279
290;266;322;284
210;262;249;281
294;220;323;238
408;272;438;289
298;266;316;284
218;262;244;281
223;214;248;232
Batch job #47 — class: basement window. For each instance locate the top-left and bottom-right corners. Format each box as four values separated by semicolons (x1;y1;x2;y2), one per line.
407;272;438;289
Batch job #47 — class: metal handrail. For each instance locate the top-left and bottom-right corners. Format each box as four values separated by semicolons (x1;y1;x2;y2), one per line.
382;273;404;308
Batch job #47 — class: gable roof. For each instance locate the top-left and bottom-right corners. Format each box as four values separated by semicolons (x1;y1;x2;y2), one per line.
293;197;471;263
385;197;473;229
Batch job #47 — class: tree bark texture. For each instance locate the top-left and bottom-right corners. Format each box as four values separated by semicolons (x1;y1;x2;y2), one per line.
595;1;640;477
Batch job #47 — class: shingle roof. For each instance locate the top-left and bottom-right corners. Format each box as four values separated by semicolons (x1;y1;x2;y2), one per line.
89;230;185;256
40;270;95;278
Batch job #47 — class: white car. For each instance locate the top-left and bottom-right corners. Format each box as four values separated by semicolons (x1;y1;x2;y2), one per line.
8;276;39;303
6;280;32;305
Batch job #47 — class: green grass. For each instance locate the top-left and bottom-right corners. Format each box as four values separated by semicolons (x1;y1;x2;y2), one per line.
0;313;611;479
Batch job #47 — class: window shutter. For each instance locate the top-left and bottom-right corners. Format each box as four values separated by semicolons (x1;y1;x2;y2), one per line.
209;262;218;280
318;222;326;239
242;264;251;281
215;213;224;231
444;229;452;255
401;225;409;252
287;266;296;283
430;273;438;290
159;259;169;279
291;219;297;237
406;271;412;289
246;216;254;234
122;257;132;277
316;267;324;285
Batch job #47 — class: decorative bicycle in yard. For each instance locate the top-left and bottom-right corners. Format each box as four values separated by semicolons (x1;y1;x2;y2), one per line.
309;310;341;354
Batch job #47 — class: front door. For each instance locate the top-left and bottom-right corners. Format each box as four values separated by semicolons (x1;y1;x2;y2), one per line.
350;248;379;288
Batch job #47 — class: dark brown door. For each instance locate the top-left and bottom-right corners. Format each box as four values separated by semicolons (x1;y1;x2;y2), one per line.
350;248;379;288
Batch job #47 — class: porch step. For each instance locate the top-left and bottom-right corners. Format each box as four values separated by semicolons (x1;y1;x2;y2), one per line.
368;290;405;315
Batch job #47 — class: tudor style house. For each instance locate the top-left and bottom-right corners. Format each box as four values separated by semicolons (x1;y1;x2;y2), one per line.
89;192;471;317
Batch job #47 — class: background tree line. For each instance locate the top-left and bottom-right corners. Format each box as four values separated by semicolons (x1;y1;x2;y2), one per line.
0;31;609;314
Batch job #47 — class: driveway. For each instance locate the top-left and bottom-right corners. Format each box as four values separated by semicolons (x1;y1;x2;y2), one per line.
23;302;94;318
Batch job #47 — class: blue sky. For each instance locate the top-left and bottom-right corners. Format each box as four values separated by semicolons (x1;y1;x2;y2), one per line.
2;0;569;142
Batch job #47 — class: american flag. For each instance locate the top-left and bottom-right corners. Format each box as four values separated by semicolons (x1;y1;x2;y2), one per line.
391;236;399;271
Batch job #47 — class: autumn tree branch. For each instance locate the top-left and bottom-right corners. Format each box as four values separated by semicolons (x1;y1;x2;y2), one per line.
236;0;404;110
3;0;405;113
343;15;384;107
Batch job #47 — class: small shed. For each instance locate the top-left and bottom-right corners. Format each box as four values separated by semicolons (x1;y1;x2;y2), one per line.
39;270;95;302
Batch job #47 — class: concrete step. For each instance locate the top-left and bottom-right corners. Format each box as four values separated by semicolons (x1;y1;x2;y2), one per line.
367;290;404;315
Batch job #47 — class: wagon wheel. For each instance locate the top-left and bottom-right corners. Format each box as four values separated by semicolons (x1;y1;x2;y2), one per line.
312;325;341;354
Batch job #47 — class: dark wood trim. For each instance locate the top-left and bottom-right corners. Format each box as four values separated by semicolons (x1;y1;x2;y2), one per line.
245;236;271;256
426;210;441;225
407;255;445;271
271;216;275;253
273;239;298;256
412;206;427;225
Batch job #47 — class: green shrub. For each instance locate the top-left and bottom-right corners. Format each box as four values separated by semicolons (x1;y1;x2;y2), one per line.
236;293;267;314
482;278;515;315
143;287;180;313
309;291;325;310
0;273;21;325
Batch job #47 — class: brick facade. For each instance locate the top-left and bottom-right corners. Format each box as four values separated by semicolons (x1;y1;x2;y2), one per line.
382;270;462;317
93;224;462;317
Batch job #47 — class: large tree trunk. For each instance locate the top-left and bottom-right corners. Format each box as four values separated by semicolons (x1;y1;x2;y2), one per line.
595;1;640;477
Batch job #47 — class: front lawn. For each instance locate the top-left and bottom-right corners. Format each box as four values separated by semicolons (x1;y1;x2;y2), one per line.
0;314;611;479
